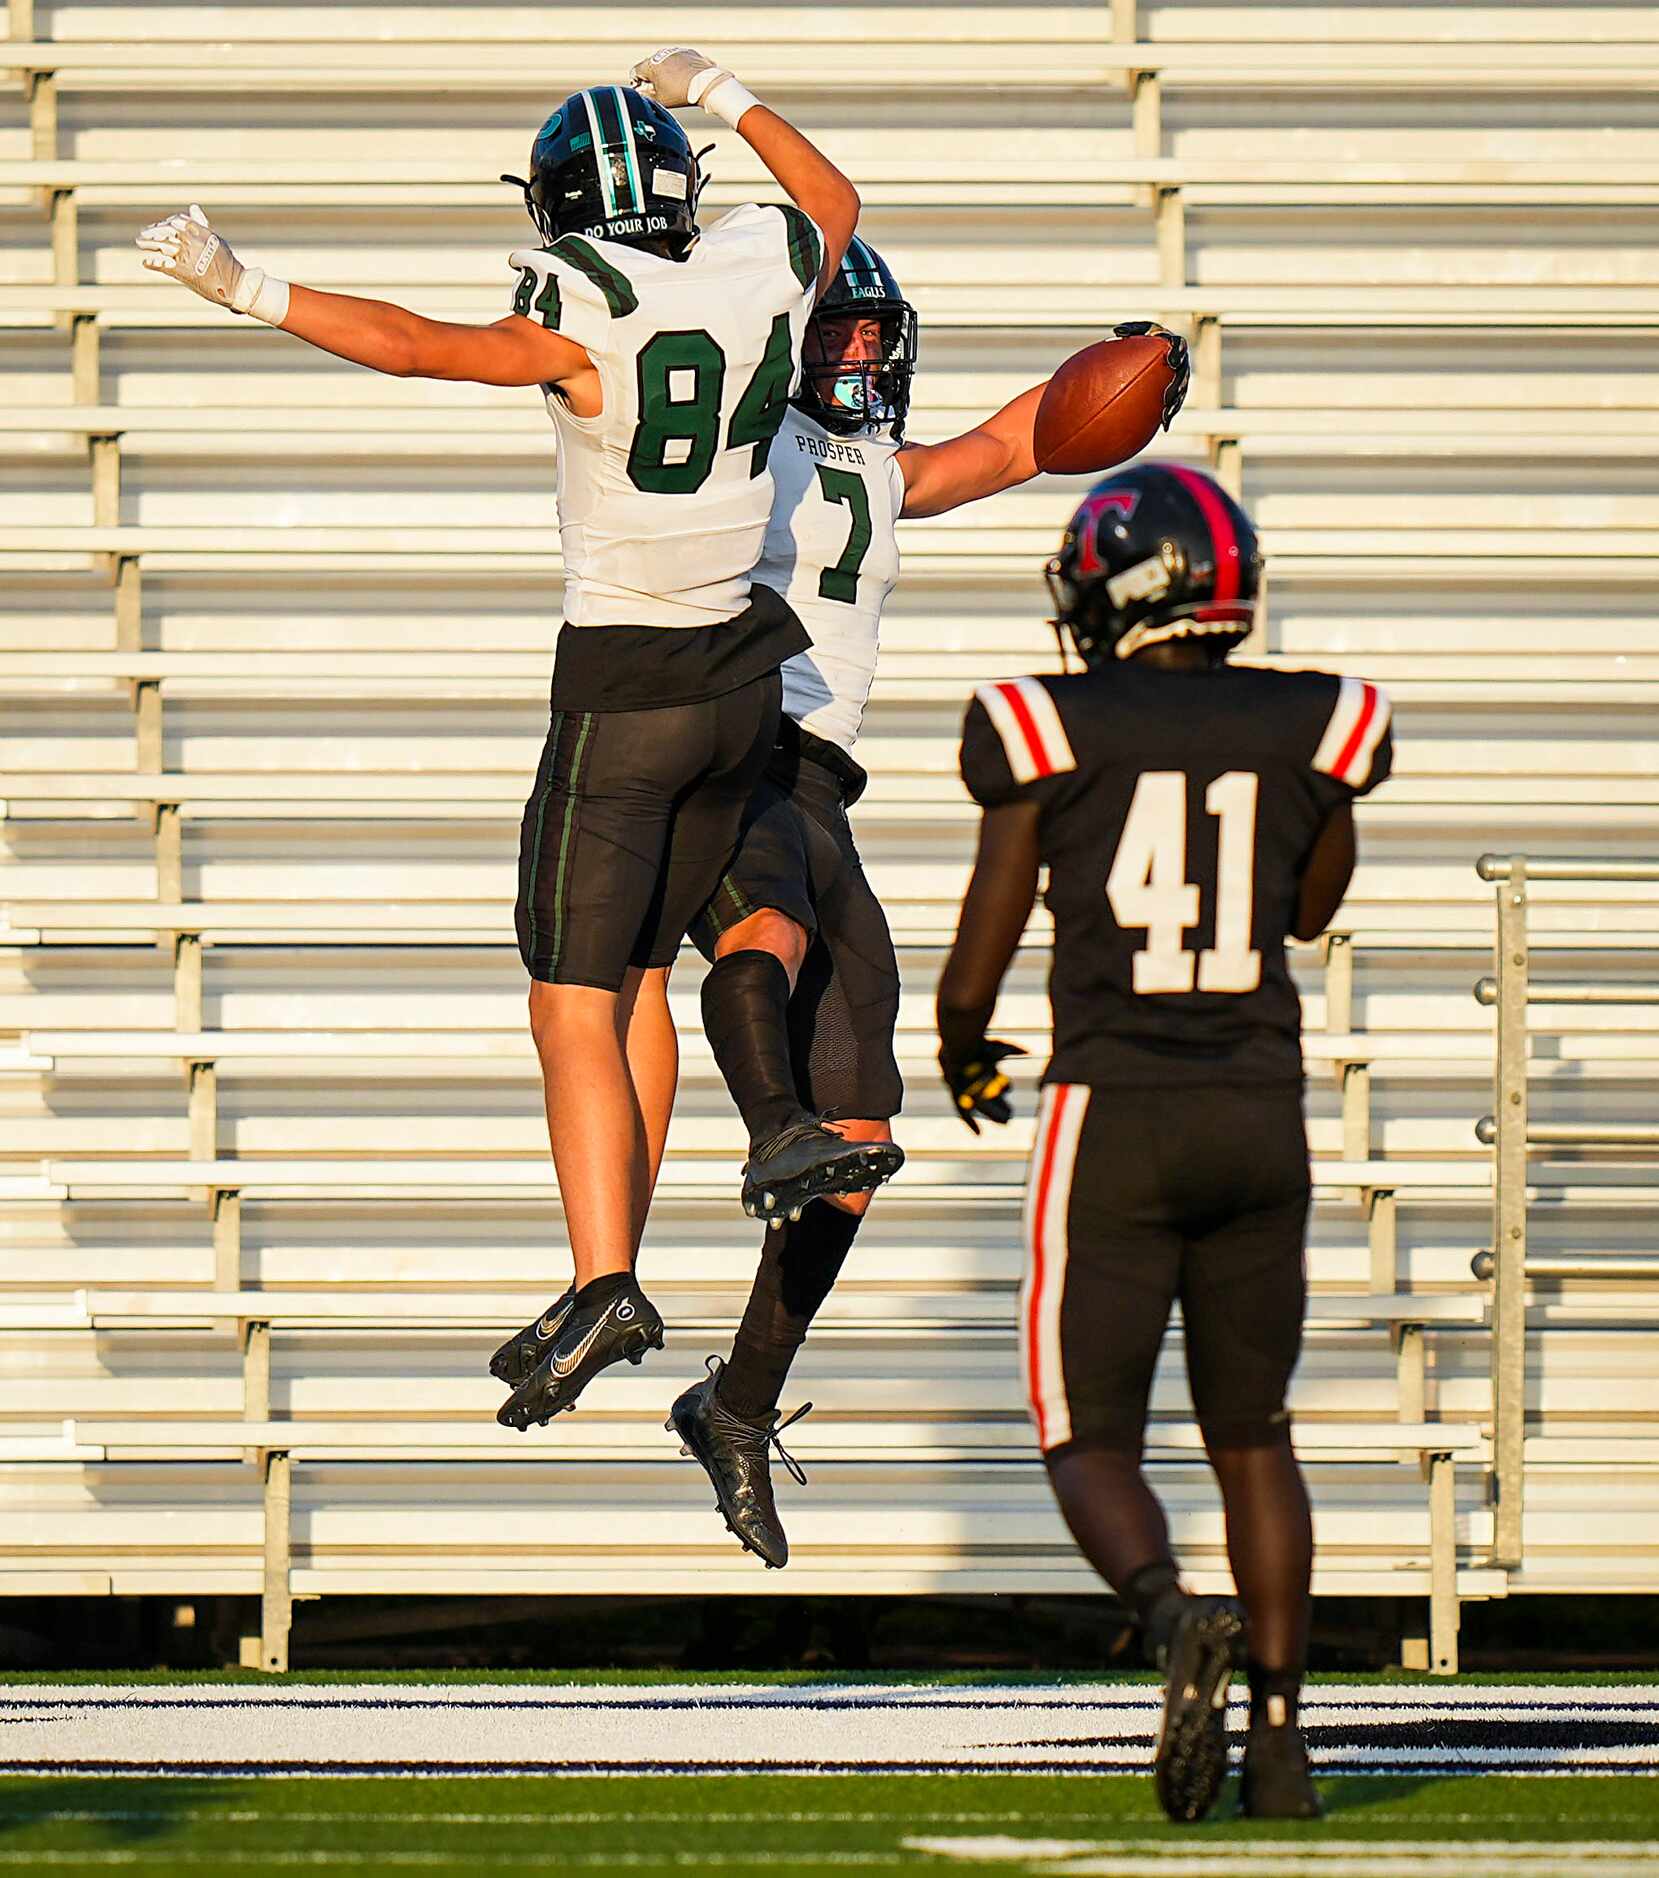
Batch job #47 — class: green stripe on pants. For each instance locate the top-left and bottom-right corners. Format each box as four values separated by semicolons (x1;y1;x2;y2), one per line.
548;711;596;972
523;709;563;967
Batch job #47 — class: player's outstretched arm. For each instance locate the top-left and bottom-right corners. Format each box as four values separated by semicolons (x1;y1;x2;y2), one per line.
901;322;1191;518
136;206;588;388
898;382;1046;520
937;801;1041;1129
279;290;586;386
1292;800;1357;941
630;48;859;292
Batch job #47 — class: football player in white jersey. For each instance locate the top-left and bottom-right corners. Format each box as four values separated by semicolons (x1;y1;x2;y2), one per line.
136;50;878;1427
494;239;1190;1564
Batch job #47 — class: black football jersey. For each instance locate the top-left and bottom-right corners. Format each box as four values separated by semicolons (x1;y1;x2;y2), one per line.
959;662;1393;1089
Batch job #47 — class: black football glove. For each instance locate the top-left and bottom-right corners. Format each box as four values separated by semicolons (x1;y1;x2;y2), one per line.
940;1039;1027;1135
1114;320;1191;431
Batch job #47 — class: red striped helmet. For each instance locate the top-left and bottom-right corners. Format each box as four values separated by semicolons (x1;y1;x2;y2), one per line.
1044;462;1262;668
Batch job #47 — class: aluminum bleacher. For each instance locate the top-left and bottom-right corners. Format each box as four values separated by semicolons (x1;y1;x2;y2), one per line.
3;0;1657;1673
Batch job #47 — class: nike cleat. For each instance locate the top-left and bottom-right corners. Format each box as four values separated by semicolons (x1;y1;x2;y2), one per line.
489;1287;575;1388
1152;1596;1246;1824
741;1119;904;1225
496;1278;664;1429
1241;1718;1321;1819
667;1355;810;1569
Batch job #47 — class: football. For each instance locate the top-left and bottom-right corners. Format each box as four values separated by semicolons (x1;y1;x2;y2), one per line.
1033;332;1176;475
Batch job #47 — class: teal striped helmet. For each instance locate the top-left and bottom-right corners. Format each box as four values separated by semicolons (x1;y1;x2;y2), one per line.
795;236;918;440
504;85;701;258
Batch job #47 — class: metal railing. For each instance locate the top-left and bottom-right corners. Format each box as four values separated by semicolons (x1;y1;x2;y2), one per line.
1473;853;1659;1567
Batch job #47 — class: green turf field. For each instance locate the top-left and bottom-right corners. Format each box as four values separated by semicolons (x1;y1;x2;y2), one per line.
1;1771;1657;1874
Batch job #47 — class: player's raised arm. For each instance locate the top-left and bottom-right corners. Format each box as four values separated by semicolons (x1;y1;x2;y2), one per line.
900;323;1192;519
136;205;589;388
630;48;859;292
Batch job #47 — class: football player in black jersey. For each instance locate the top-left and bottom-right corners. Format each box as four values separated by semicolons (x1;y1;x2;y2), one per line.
937;464;1392;1823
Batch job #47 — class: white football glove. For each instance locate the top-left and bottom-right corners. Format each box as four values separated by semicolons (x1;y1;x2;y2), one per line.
629;46;758;127
135;205;290;324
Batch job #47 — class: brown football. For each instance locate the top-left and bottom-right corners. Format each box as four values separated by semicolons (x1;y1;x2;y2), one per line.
1033;333;1173;475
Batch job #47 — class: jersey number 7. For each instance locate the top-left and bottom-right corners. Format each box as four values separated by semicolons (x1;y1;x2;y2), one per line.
1106;770;1263;995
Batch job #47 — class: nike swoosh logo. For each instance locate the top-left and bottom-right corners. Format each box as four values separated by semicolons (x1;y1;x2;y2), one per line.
535;1303;573;1342
549;1301;618;1378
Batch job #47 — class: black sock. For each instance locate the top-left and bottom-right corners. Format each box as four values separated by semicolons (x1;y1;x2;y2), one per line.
1124;1558;1188;1661
1247;1661;1302;1729
717;1199;863;1421
572;1271;634;1312
701;950;807;1147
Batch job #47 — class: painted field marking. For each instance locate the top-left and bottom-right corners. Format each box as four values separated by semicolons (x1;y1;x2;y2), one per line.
909;1847;1659;1878
11;1809;1659;1830
907;1842;1659;1876
3;1683;1656;1778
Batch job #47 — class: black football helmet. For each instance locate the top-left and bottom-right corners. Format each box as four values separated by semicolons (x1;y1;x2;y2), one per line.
1045;462;1262;668
503;85;702;258
793;237;918;440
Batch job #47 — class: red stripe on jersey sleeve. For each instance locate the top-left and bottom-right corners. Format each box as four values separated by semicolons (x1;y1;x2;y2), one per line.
1332;682;1379;785
997;680;1059;779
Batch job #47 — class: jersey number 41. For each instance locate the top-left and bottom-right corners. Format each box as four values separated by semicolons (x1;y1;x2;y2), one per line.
1106;770;1263;995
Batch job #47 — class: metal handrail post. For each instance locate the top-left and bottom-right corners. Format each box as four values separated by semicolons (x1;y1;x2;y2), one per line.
1491;859;1529;1568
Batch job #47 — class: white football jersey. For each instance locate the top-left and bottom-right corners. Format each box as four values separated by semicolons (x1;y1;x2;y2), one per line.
763;407;905;753
509;204;824;630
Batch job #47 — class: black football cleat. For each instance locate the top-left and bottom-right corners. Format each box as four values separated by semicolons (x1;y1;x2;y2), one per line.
741;1119;904;1225
496;1278;663;1429
667;1355;811;1569
489;1287;575;1388
1241;1718;1322;1819
1152;1596;1245;1824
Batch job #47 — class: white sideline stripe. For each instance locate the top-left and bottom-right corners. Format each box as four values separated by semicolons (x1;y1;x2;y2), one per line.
913;1844;1659;1857
2;1682;1655;1776
912;1841;1659;1870
981;1862;1658;1878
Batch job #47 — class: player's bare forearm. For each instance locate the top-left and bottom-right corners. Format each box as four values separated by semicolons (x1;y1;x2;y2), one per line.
937;802;1042;1059
900;383;1046;518
737;105;860;289
281;286;583;387
1293;799;1357;940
